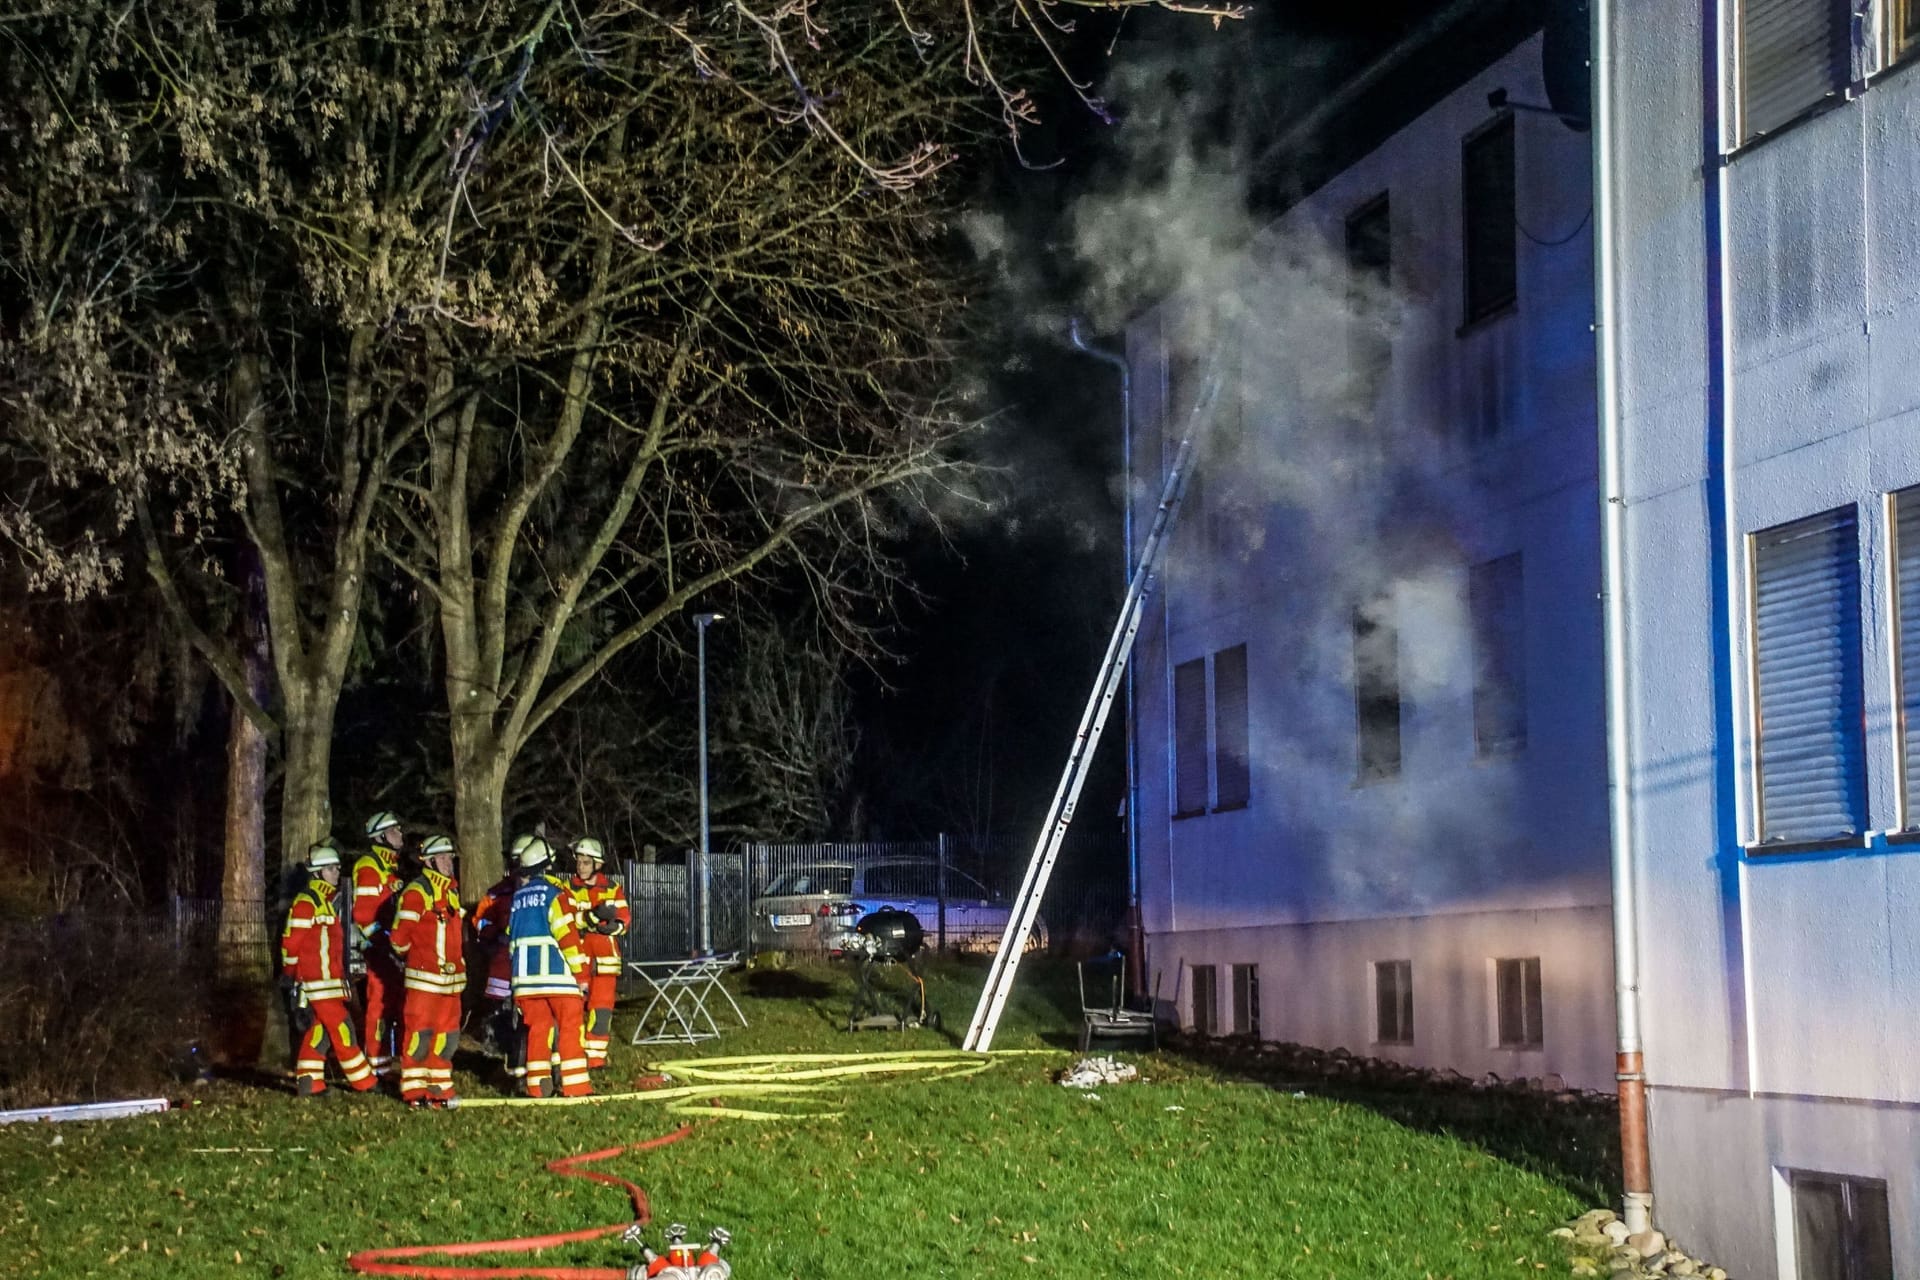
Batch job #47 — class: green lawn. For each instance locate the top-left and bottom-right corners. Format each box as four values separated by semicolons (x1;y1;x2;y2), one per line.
0;958;1609;1278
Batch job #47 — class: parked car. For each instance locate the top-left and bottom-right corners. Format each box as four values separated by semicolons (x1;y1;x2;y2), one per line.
749;859;1047;954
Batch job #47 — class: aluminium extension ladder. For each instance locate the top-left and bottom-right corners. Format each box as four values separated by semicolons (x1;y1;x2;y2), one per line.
961;357;1222;1053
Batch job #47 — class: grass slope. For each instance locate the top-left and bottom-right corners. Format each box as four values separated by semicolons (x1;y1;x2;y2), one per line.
0;958;1605;1278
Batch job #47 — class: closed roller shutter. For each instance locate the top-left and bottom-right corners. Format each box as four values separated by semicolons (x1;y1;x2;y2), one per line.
1753;507;1865;844
1740;0;1849;142
1897;492;1920;828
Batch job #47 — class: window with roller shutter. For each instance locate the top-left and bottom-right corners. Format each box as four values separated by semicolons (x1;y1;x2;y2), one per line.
1174;658;1210;819
1750;507;1866;847
1737;0;1851;143
1894;489;1920;829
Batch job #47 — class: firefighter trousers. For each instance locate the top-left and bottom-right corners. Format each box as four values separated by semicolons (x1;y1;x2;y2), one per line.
359;953;403;1078
515;992;592;1097
295;996;377;1095
399;989;461;1102
583;970;618;1068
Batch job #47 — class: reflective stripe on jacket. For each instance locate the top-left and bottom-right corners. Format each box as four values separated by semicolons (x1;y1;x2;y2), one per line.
280;878;351;1003
569;873;632;976
507;874;586;997
390;867;466;994
350;844;402;947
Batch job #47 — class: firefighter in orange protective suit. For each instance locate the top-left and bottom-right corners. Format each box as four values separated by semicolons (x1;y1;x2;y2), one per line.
389;833;466;1107
506;836;593;1098
279;842;377;1098
470;861;521;1070
350;810;407;1080
568;837;630;1070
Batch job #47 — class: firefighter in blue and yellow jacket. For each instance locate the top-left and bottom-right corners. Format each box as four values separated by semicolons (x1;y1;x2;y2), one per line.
506;836;593;1098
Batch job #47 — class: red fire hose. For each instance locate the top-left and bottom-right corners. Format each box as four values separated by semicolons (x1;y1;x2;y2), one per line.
345;1125;696;1280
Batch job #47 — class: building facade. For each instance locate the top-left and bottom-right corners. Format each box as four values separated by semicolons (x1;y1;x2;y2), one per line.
1608;0;1920;1275
1127;32;1616;1091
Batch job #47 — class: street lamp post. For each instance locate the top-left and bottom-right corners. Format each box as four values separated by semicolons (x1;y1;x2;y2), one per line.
694;612;724;954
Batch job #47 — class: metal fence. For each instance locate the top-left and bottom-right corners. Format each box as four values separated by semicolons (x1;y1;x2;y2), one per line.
162;827;1131;966
616;854;750;961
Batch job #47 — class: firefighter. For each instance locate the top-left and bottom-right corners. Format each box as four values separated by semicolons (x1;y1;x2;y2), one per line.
390;833;466;1108
568;836;630;1070
279;842;377;1098
471;842;525;1079
350;810;407;1081
506;836;594;1098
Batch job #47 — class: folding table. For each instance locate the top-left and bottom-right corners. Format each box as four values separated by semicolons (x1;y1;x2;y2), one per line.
626;952;749;1045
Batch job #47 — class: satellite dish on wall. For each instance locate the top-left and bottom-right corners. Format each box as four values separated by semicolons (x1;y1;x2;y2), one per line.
1542;0;1591;132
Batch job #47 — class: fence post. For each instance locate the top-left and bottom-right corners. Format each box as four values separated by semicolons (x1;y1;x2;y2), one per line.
684;850;698;957
936;833;948;954
743;844;759;958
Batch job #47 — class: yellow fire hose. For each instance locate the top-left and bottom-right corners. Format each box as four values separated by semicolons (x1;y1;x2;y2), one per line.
453;1048;1053;1118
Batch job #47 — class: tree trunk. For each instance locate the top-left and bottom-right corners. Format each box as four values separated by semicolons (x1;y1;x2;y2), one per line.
217;696;269;980
451;712;507;888
213;551;275;1069
280;699;337;862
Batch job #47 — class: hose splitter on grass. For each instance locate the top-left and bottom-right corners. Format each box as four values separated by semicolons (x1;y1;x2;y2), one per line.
345;1049;1046;1280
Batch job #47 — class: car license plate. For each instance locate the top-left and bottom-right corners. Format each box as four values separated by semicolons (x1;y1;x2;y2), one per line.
773;914;813;928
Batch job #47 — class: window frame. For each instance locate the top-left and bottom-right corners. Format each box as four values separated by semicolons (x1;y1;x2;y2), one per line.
1460;115;1518;327
1344;191;1393;391
1213;643;1251;812
1191;963;1219;1036
1470;552;1528;758
1173;656;1211;819
1354;600;1403;784
1373;959;1414;1045
1733;0;1852;145
1891;488;1920;832
1746;506;1868;850
1173;645;1253;818
1231;963;1260;1038
1492;956;1545;1050
1785;1169;1893;1280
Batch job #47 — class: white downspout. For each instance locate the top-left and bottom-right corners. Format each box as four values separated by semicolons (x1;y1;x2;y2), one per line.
1592;0;1654;1237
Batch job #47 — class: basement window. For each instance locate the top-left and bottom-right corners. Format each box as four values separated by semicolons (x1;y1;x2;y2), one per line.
1494;957;1544;1049
1231;963;1260;1038
1374;959;1413;1045
1737;0;1850;142
1788;1171;1892;1280
1191;964;1219;1036
1751;508;1866;847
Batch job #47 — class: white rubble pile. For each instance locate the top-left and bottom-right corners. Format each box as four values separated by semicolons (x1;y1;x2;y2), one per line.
1057;1056;1139;1089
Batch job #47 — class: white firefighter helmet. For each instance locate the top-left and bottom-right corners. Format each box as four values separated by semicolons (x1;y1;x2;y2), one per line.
307;841;342;870
572;837;606;864
515;835;553;870
421;834;456;860
364;810;403;840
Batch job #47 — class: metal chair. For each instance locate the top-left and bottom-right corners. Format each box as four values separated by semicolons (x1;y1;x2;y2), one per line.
1077;950;1158;1052
627;952;749;1045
